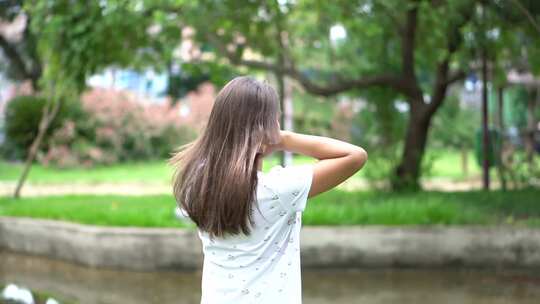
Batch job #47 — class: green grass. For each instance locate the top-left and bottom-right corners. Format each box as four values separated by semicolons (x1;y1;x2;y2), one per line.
0;156;288;185
304;188;540;227
0;160;174;184
0;194;186;228
0;150;481;185
1;189;539;228
424;149;482;180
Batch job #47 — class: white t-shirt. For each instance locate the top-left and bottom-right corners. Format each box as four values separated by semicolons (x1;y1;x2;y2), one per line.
196;164;314;304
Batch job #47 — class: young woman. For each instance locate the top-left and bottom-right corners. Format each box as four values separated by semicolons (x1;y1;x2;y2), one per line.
169;76;367;303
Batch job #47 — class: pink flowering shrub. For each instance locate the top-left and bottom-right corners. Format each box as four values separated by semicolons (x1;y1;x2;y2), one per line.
40;145;79;168
39;88;196;168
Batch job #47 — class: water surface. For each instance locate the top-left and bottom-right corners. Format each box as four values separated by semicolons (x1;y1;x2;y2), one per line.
1;250;539;304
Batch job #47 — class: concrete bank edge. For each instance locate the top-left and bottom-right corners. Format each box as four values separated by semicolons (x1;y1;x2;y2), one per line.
1;216;539;271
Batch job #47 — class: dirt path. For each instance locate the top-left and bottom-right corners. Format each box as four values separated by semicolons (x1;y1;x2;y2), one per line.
0;182;172;197
0;178;498;197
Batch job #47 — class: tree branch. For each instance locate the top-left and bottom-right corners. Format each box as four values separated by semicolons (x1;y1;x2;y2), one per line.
398;1;426;104
401;2;418;78
289;69;407;97
428;58;450;115
207;31;406;97
510;0;540;35
373;1;403;32
0;33;31;80
22;15;42;89
445;69;467;86
426;2;474;115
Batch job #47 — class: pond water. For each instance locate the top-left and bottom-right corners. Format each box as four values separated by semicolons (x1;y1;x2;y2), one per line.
1;250;540;304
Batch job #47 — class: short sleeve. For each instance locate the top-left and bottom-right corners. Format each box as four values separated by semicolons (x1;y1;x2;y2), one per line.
270;164;314;212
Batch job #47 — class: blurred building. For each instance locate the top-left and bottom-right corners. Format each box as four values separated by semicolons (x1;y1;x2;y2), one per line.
87;68;169;102
459;73;483;109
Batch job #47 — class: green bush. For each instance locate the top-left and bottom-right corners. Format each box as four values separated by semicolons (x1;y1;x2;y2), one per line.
2;95;85;161
151;124;197;159
37;89;198;168
2;91;198;168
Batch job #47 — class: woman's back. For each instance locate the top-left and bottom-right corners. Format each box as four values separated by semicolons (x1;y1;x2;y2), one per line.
198;164;313;304
168;76;367;304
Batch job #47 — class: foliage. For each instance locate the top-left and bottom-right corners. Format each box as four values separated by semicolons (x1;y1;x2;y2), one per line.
2;95;84;160
12;0;540;187
0;0;42;87
38;89;197;168
291;90;334;136
495;146;540;190
429;94;478;149
141;0;540;189
486;1;540;80
505;86;535;131
140;0;484;189
26;0;158;94
350;88;406;188
167;62;237;100
10;1;194;170
473;128;502;168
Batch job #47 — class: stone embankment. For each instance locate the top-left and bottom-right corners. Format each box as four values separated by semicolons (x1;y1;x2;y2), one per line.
1;216;539;271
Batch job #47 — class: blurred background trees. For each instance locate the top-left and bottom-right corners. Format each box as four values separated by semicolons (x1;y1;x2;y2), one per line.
1;0;539;194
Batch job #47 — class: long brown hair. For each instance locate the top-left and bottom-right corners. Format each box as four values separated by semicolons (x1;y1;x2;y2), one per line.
168;76;281;238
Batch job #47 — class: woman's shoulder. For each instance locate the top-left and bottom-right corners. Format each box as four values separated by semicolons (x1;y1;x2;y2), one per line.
259;164;314;212
263;164;313;179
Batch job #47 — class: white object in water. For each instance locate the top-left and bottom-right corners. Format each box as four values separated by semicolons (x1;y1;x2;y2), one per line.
46;298;60;304
1;283;35;304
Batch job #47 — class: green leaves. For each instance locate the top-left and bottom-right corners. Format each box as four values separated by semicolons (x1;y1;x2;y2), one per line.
25;0;157;96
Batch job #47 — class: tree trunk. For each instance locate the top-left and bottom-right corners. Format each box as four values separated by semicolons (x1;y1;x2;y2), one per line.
276;72;286;167
282;76;294;166
525;88;537;174
481;37;490;190
392;105;431;191
276;73;294;167
13;95;61;198
497;86;507;191
461;144;469;178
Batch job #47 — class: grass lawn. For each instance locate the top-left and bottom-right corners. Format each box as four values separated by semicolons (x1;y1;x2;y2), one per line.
0;156;285;185
423;149;482;180
0;160;174;184
0;150;482;185
1;189;539;228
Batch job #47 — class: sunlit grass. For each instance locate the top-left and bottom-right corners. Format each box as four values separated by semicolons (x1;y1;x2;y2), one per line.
0;155;288;184
0;149;529;185
1;189;538;228
0;194;185;228
304;189;540;227
424;149;482;180
0;160;174;184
